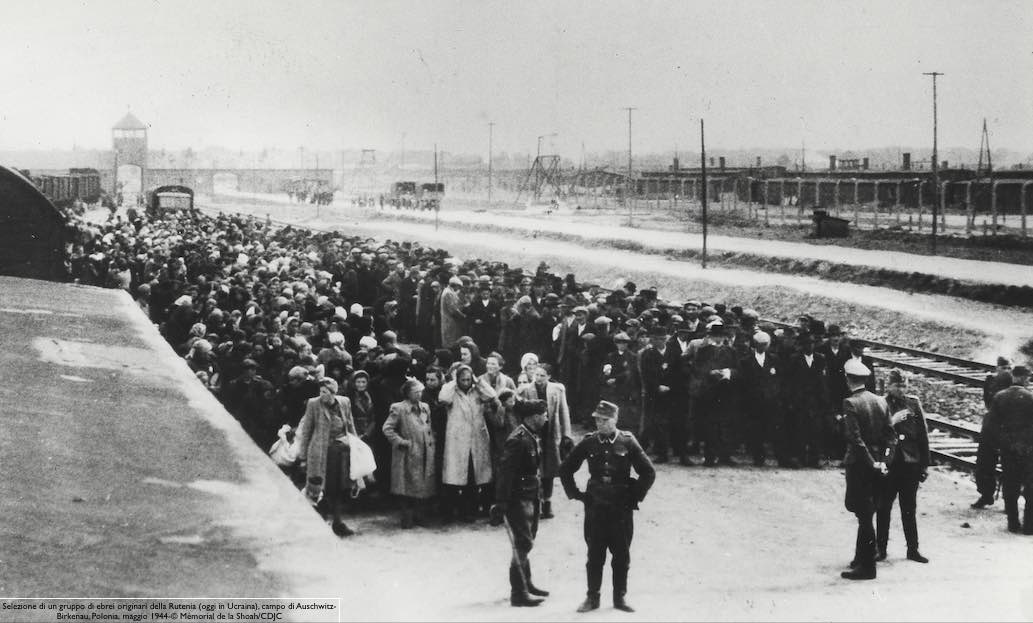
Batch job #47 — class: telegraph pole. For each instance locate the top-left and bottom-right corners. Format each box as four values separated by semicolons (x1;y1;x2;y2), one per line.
434;143;439;231
701;118;708;269
923;71;943;253
624;106;636;225
487;121;495;207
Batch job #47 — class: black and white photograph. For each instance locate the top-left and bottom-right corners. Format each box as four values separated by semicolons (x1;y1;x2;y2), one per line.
2;1;1032;621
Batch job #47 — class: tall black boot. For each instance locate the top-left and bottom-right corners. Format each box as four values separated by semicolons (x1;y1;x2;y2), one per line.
510;565;543;607
613;565;634;612
522;560;549;596
1005;497;1022;533
541;499;554;519
576;562;603;611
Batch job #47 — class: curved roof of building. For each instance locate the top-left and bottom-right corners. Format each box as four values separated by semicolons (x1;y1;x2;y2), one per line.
112;111;147;130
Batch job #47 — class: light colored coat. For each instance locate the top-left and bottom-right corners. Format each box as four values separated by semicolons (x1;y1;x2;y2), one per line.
439;374;498;486
295;396;356;490
480;371;517;394
515;381;572;478
383;400;437;499
439;286;465;348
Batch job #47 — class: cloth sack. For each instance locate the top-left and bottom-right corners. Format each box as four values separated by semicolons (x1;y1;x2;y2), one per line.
268;425;299;467
347;433;377;482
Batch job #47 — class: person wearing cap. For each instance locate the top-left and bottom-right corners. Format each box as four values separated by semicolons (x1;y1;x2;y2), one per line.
278;365;320;429
983;365;1033;534
295;377;359;537
559;400;656;613
440;276;467;349
464;281;501;353
383;378;437;529
839;357;897;580
638;326;673;462
691;321;740;466
845;339;877;393
973;357;1014;508
737;331;789;468
559;306;590;418
601;332;640;435
784;331;830;468
665;322;695;465
489;398;551;607
224;357;278;449
819;324;850;415
876;369;930;563
515;364;573;519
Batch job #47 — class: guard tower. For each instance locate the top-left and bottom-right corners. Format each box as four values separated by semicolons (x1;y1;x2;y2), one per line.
112;111;148;195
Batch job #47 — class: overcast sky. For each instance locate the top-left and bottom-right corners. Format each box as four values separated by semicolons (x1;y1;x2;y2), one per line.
2;0;1031;158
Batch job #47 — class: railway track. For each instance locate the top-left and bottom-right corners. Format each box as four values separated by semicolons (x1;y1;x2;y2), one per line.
763;319;996;472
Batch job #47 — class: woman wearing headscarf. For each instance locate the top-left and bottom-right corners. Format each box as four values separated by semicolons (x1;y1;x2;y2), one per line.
439;364;499;522
295;377;358;537
383;379;437;528
516;352;539;385
876;369;930;564
346;370;375;438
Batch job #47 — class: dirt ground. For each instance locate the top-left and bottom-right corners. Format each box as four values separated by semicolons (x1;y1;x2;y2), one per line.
309;458;1033;622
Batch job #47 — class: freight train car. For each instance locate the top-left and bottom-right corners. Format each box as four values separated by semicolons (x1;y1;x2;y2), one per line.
24;168;103;208
0;165;70;281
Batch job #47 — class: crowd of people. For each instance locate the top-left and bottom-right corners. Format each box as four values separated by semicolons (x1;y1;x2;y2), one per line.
62;205;1030;557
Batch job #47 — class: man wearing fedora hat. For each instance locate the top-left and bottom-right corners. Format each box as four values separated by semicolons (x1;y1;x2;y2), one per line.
560;400;655;613
839;358;897;580
638;326;672;462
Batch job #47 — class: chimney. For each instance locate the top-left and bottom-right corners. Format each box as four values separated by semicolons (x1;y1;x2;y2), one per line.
862;157;870;170
709;157;715;167
719;156;726;171
902;152;911;170
671;156;680;171
941;160;948;169
829;155;837;171
756;156;762;167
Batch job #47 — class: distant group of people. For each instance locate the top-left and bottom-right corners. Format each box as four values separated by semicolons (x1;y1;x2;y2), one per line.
66;200;1031;606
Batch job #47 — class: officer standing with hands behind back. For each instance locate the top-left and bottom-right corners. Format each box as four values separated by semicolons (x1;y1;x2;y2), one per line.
560;400;655;613
839;358;897;580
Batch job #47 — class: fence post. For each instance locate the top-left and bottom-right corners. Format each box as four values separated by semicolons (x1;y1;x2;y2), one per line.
965;181;973;235
991;181;998;236
1022;182;1030;237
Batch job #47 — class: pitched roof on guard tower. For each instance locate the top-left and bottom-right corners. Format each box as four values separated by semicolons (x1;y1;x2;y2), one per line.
112;112;147;130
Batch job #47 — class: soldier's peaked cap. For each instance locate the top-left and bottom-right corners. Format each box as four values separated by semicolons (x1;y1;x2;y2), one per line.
592;400;619;419
844;359;871;377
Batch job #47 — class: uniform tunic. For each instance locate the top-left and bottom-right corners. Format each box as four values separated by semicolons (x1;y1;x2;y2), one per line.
560;430;656;595
496;425;543;554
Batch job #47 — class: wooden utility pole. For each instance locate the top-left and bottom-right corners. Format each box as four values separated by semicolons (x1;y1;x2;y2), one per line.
923;71;943;253
701;118;708;269
488;122;495;207
624;107;636;226
434;143;439;231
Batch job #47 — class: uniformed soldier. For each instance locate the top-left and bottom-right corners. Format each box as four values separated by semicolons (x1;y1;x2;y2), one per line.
489;399;551;607
559;400;656;613
839;359;897;580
